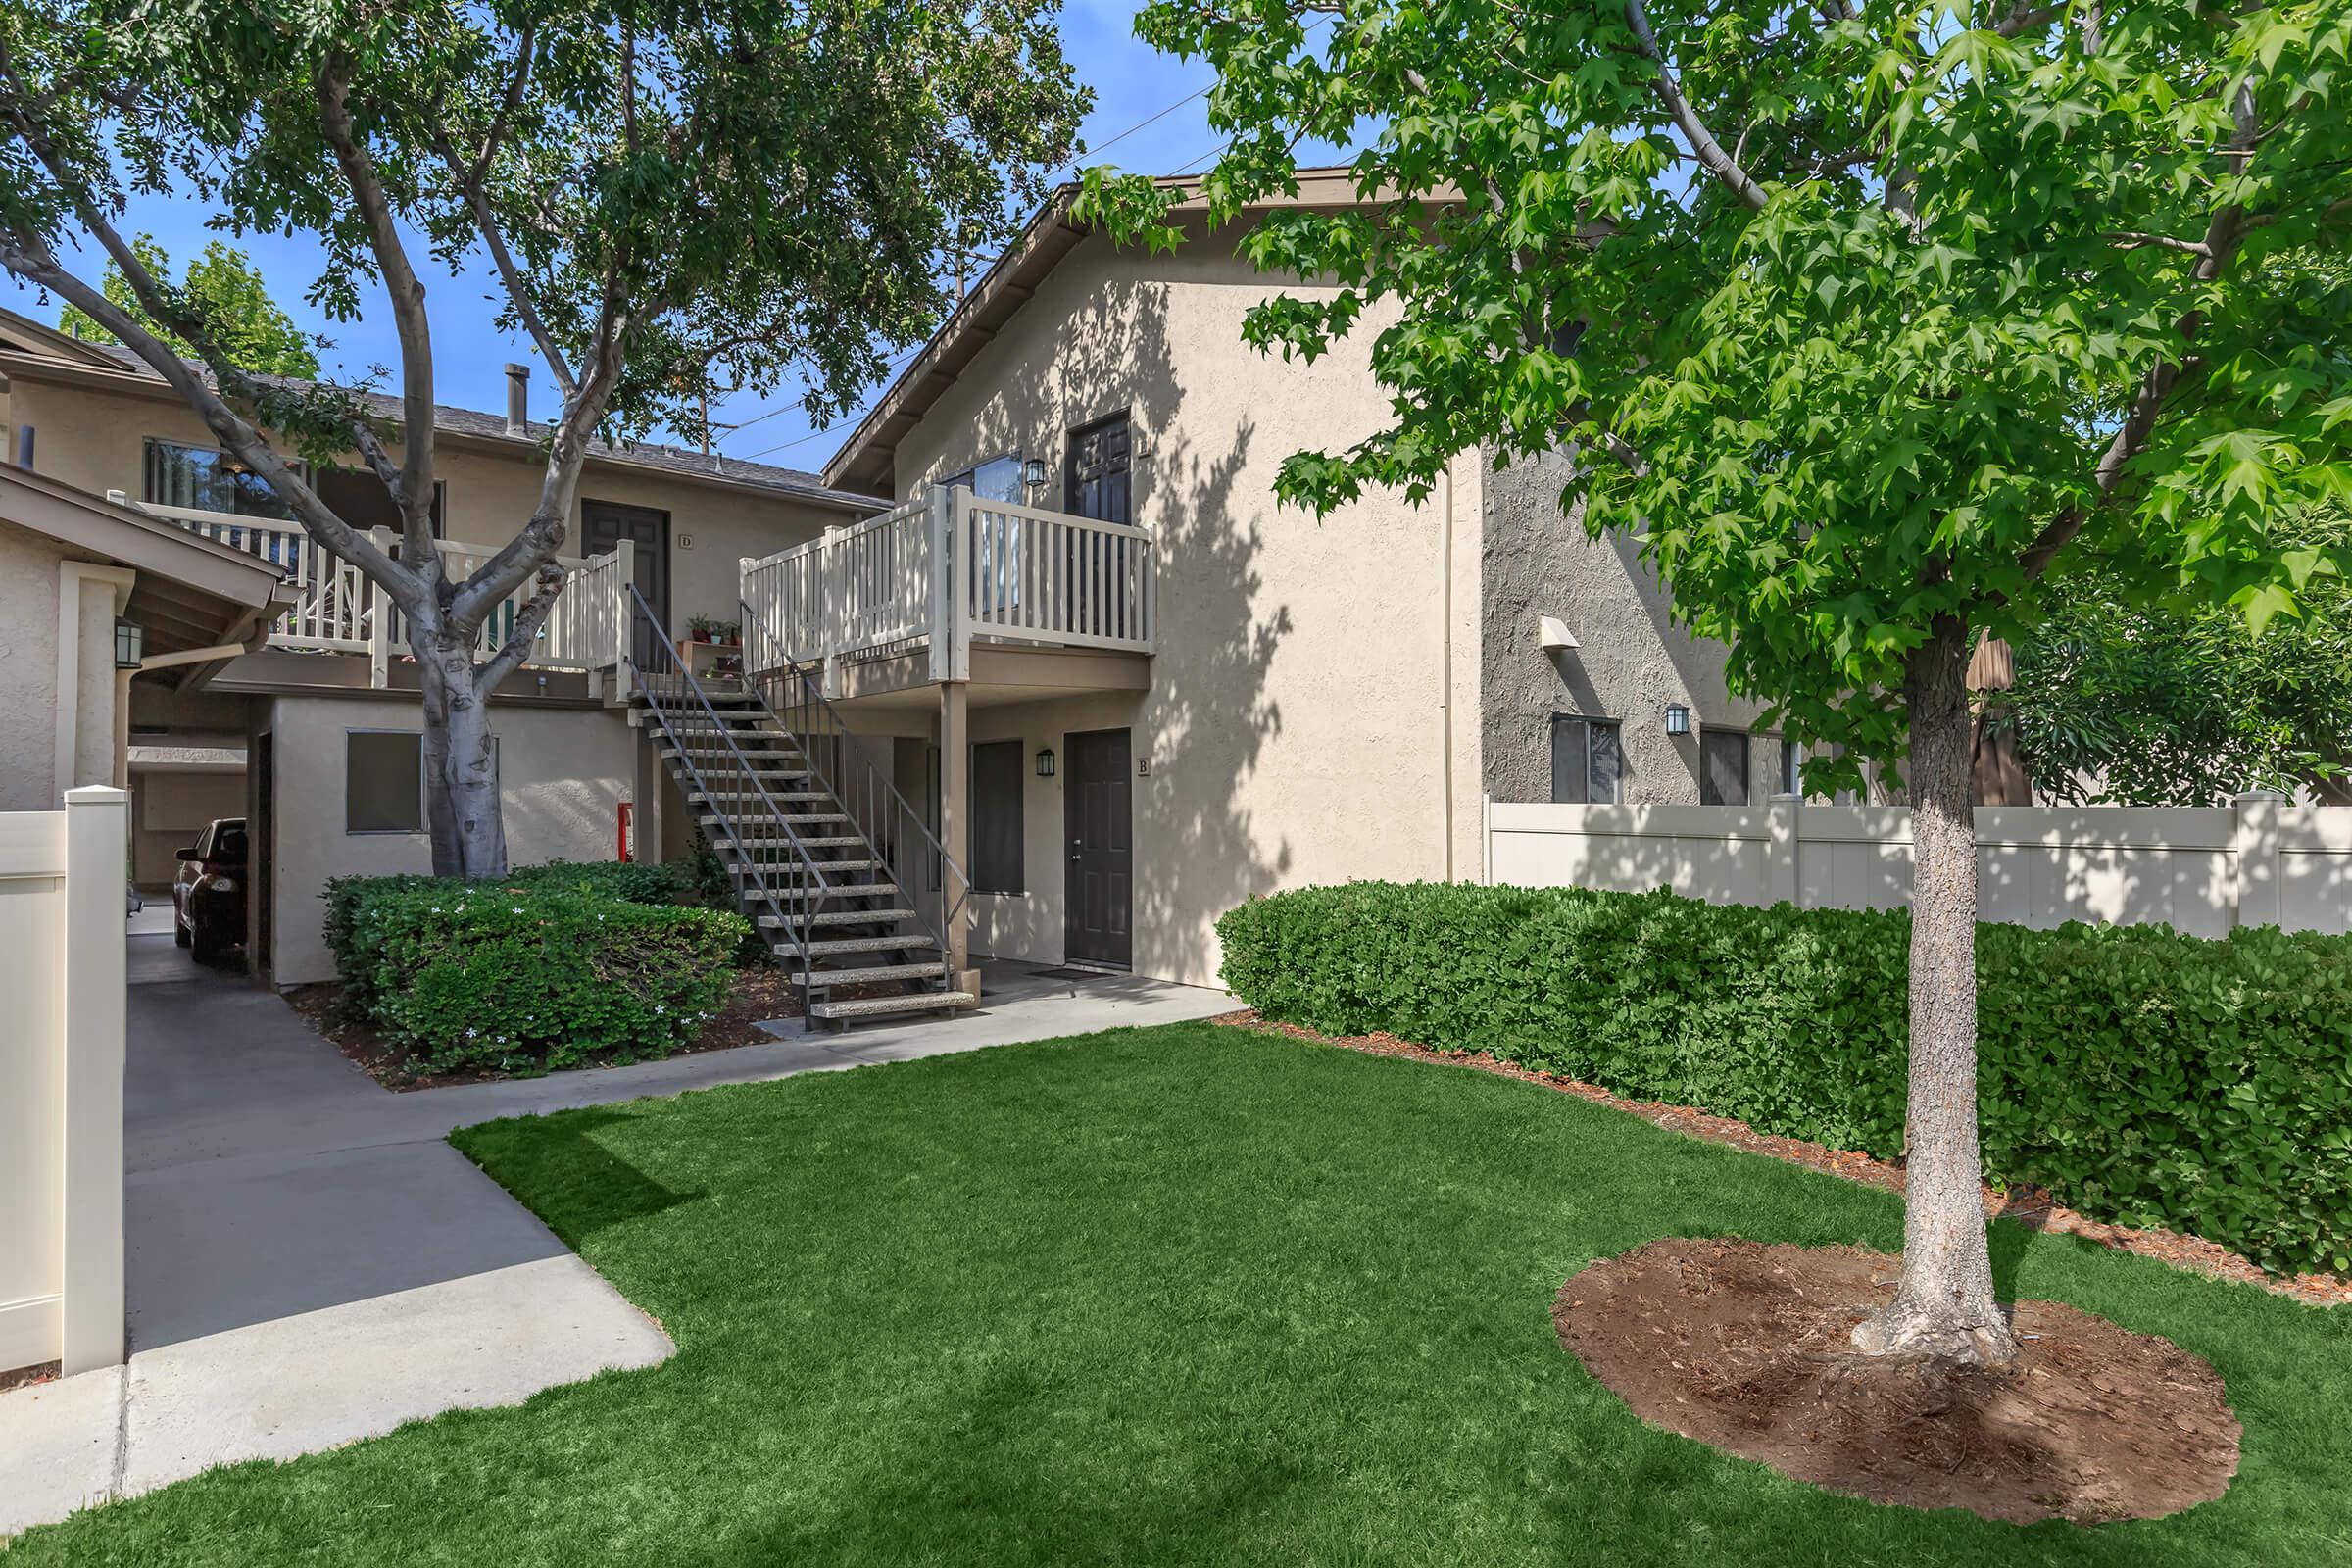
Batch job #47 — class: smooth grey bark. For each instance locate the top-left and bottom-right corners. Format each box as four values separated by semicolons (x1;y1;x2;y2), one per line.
416;624;512;881
1851;613;2020;1364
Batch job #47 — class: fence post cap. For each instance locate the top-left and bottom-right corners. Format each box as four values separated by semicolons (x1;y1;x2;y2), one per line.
63;785;128;805
2231;789;2290;804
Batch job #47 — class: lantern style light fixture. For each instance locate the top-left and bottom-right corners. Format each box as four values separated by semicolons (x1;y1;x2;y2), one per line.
1021;457;1051;501
1663;703;1691;736
114;618;145;670
1035;746;1056;778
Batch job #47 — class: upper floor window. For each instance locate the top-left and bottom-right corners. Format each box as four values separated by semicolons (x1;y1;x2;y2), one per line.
947;454;1026;614
1550;714;1622;805
315;466;446;537
1778;737;1804;798
143;438;295;520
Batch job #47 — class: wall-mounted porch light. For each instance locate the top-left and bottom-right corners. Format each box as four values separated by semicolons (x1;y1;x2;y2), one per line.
114;619;145;670
1035;746;1056;778
1020;457;1051;502
1663;703;1691;736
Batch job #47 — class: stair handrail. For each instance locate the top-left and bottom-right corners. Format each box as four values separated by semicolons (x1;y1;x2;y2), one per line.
737;597;973;964
622;584;832;982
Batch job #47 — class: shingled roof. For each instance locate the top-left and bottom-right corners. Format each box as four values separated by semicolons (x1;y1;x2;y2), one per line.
2;309;880;514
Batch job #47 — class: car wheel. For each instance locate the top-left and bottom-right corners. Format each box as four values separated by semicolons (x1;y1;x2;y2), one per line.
174;918;193;949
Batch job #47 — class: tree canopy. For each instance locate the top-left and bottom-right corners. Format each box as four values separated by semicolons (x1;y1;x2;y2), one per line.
0;0;1088;875
58;234;321;378
1084;0;2352;787
2009;510;2352;804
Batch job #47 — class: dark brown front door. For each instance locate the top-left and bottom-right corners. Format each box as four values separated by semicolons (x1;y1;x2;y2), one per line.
580;499;670;664
1063;412;1132;523
1063;727;1132;969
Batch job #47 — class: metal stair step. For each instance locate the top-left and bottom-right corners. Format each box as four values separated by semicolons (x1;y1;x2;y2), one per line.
791;934;944;957
755;886;900;915
722;834;866;852
772;906;921;929
807;990;978;1023
794;960;949;986
732;858;880;877
690;797;841;814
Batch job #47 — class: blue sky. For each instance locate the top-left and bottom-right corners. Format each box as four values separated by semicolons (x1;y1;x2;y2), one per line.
0;0;1252;484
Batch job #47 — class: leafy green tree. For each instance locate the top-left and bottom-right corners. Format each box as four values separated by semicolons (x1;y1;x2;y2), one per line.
2010;512;2352;804
59;234;321;378
1086;0;2351;1360
1;0;1087;878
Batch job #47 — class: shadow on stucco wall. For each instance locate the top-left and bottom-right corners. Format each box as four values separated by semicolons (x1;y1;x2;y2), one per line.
947;270;1293;987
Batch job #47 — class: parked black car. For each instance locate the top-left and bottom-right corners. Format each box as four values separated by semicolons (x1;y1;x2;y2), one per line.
172;817;248;964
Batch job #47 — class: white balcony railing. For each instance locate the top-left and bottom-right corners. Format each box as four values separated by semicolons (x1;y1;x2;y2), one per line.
741;486;1155;686
128;498;631;681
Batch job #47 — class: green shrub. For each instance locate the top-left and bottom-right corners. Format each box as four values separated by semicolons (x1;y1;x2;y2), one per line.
322;863;744;1075
1216;883;2352;1277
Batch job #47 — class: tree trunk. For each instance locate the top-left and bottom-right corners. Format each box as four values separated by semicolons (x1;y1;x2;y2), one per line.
1851;613;2019;1364
414;627;509;880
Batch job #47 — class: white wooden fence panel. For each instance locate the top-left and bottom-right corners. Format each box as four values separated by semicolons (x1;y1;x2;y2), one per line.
0;790;126;1377
1488;793;2352;937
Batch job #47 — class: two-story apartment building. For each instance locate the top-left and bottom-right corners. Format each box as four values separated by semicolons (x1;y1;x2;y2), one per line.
0;305;879;983
1;168;1793;1002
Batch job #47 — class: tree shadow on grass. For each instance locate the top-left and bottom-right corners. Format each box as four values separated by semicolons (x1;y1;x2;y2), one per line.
453;1109;704;1247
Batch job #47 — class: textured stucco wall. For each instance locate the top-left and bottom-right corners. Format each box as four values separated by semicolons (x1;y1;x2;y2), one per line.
0;522;63;811
263;695;633;984
3;375;845;636
887;225;1484;988
1480;446;1778;805
68;573;120;791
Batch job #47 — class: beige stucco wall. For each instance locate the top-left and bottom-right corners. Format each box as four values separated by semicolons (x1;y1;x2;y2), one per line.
261;694;634;984
129;769;247;888
887;227;1484;988
4;373;846;635
0;522;64;812
0;520;129;812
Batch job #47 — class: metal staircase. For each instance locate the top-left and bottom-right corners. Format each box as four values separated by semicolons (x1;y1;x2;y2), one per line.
622;586;976;1029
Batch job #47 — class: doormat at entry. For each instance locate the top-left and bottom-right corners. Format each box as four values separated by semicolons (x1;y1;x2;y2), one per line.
1028;967;1116;982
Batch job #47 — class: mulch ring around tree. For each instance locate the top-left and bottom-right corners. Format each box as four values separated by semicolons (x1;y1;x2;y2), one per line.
1555;1238;2240;1525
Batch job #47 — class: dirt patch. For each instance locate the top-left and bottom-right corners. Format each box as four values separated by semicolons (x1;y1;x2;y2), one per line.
1555;1239;2239;1524
0;1359;58;1395
1211;1009;2352;1309
288;965;808;1090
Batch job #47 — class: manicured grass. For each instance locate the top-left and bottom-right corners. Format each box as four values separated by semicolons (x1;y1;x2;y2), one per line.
20;1023;2352;1564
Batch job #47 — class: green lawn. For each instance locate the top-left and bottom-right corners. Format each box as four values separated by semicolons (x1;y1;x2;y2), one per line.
21;1023;2352;1565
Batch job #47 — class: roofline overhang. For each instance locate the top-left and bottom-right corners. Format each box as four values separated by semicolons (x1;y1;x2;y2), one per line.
819;166;1450;494
0;338;878;514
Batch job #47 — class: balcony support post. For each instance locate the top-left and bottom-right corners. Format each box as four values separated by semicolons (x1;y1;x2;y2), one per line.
938;675;974;992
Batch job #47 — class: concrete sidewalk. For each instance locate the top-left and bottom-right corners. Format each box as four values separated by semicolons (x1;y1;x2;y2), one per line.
1;943;1230;1537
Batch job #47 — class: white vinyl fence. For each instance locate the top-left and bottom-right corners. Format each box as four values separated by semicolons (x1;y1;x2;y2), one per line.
1484;791;2352;938
0;789;127;1377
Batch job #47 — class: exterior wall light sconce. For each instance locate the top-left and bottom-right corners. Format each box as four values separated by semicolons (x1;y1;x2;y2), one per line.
114;619;145;670
1021;457;1051;502
1035;746;1056;778
1663;703;1691;736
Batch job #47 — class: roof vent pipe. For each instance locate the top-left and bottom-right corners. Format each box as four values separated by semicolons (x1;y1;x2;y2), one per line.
504;364;528;436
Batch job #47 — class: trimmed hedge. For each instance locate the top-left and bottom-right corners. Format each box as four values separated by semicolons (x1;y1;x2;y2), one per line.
1217;882;2352;1277
323;861;745;1075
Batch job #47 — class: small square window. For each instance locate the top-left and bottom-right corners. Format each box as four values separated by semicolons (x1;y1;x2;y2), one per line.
1549;715;1623;805
346;731;423;833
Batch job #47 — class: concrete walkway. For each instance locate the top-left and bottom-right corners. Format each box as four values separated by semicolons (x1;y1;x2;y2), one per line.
1;933;1231;1537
